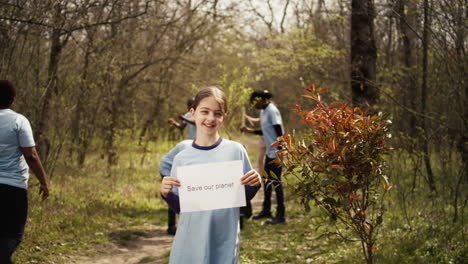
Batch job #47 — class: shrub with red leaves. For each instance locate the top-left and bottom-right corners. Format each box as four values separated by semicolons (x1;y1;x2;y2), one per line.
275;84;392;264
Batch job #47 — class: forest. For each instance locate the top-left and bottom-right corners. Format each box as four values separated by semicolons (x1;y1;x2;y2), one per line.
0;0;466;263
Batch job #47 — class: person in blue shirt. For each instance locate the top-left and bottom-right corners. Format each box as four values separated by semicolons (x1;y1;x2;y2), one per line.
160;86;262;264
168;98;196;140
0;80;50;264
240;89;286;225
164;98;196;235
159;140;192;235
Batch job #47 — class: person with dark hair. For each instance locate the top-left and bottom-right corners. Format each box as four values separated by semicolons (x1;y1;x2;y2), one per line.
168;98;197;140
0;80;49;264
241;89;286;225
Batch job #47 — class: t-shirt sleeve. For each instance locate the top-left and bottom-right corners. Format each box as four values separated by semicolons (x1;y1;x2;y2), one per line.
240;145;253;174
160;143;183;176
268;108;282;126
16;115;35;147
170;157;180;195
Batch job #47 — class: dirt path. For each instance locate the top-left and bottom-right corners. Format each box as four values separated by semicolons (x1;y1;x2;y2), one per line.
74;136;265;264
75;225;173;264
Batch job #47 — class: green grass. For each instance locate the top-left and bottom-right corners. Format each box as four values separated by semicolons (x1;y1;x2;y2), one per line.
138;256;157;263
13;140;173;263
12;136;468;263
239;199;363;264
239;194;467;264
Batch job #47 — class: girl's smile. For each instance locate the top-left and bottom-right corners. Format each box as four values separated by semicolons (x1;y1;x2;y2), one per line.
191;96;225;144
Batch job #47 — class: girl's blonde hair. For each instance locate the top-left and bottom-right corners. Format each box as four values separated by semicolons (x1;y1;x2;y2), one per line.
192;86;227;114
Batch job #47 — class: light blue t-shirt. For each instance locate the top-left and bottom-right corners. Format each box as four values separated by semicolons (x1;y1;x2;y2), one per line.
159;140;192;176
183;112;196;140
0;109;35;189
260;103;284;159
169;138;253;264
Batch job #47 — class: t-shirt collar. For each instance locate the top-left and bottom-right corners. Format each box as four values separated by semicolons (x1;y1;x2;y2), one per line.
192;137;223;150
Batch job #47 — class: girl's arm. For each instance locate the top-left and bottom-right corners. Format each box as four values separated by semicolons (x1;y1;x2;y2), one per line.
241;169;262;201
162;192;181;213
160;177;181;213
245;185;260;201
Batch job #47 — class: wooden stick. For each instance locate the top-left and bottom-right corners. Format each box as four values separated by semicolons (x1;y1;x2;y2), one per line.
241;106;246;128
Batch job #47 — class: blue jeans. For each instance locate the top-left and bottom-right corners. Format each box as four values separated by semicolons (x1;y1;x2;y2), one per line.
262;157;285;218
0;184;28;264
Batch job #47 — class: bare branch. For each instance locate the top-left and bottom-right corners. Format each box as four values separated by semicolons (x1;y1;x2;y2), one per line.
280;0;290;33
248;0;274;32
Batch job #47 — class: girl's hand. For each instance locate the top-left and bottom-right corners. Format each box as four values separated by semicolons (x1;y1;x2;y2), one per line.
241;169;262;187
160;177;181;198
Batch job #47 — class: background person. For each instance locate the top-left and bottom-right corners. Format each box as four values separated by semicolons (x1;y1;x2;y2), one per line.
0;80;49;264
240;89;286;225
168;98;196;140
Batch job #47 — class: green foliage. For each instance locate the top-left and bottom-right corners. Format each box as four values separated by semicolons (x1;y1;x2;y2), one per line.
275;85;392;263
256;29;346;83
218;65;253;137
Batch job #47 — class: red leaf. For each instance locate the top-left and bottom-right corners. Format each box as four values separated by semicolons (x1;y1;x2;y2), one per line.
350;194;360;201
303;94;314;99
270;142;280;148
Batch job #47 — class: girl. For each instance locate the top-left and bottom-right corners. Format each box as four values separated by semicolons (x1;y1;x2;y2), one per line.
160;86;261;264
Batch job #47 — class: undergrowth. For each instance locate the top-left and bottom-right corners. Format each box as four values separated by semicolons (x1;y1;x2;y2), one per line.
13;139;174;263
12;136;467;264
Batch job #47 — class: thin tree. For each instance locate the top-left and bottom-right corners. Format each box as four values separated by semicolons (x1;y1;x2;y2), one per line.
420;0;436;193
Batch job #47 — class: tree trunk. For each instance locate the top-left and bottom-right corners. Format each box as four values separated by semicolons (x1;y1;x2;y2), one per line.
36;27;63;167
351;0;378;109
421;0;436;193
72;43;91;165
396;0;419;139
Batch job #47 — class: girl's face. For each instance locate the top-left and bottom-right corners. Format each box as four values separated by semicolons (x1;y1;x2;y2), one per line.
190;96;225;138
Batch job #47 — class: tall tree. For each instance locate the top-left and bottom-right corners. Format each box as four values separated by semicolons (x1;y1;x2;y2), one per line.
0;0;150;166
395;0;419;138
350;0;377;108
420;0;436;192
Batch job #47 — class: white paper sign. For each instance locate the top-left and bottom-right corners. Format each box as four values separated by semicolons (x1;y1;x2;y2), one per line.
177;160;246;213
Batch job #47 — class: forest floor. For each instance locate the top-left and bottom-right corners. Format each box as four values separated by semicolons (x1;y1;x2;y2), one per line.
75;224;172;264
16;136;466;263
73;136;265;264
74;189;265;264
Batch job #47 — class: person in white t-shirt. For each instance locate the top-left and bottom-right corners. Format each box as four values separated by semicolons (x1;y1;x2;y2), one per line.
0;80;49;264
241;90;286;225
